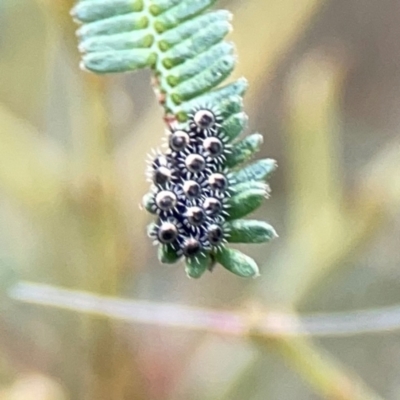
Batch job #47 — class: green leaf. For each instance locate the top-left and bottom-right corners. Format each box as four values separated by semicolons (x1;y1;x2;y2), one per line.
146;222;156;237
221;111;248;142
215;247;259;278
227;181;269;220
149;0;181;16
158;11;231;50
142;192;155;214
76;13;149;39
226;220;278;243
164;42;234;87
219;96;244;119
161;20;231;69
155;0;217;31
73;0;244;115
158;244;181;264
233;158;277;184
225;133;263;168
170;55;235;103
82;49;153;73
177;78;247;118
79;31;154;53
185;252;210;279
71;0;143;23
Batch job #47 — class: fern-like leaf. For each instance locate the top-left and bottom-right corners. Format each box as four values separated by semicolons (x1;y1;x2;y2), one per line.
72;0;245;118
72;0;277;278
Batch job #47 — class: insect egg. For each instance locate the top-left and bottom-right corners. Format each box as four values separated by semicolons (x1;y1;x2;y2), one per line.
193;109;216;130
185;154;206;174
186;206;205;226
207;224;224;246
153;166;172;186
169;130;190;152
203;197;222;217
208;173;228;191
182;237;202;257
183;180;201;199
203;137;223;157
155;190;177;212
157;221;178;244
152;154;169;168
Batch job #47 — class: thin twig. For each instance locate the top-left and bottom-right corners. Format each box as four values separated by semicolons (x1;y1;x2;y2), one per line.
9;281;400;337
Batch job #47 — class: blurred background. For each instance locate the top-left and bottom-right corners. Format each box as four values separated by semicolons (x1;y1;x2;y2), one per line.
1;0;400;399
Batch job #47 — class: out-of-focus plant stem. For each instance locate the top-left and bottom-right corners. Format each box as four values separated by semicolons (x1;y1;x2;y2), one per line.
258;336;384;400
13;282;400;337
10;282;388;399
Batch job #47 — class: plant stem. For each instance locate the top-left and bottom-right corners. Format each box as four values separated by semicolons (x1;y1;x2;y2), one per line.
11;282;400;338
10;282;387;399
260;336;384;400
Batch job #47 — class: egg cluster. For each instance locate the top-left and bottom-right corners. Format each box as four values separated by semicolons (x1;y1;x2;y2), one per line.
145;108;233;260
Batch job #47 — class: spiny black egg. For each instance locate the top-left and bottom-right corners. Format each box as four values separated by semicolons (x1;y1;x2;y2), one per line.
157;221;178;244
152;154;169;168
186;206;205;226
182;237;202;257
183;180;201;199
193;109;216;130
155;190;177;211
207;224;224;246
185;154;206;174
169;130;190;152
208;173;228;191
203;197;222;217
203;137;223;157
153;166;172;186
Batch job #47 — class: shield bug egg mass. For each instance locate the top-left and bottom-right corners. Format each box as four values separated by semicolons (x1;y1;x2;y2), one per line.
145;106;232;270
